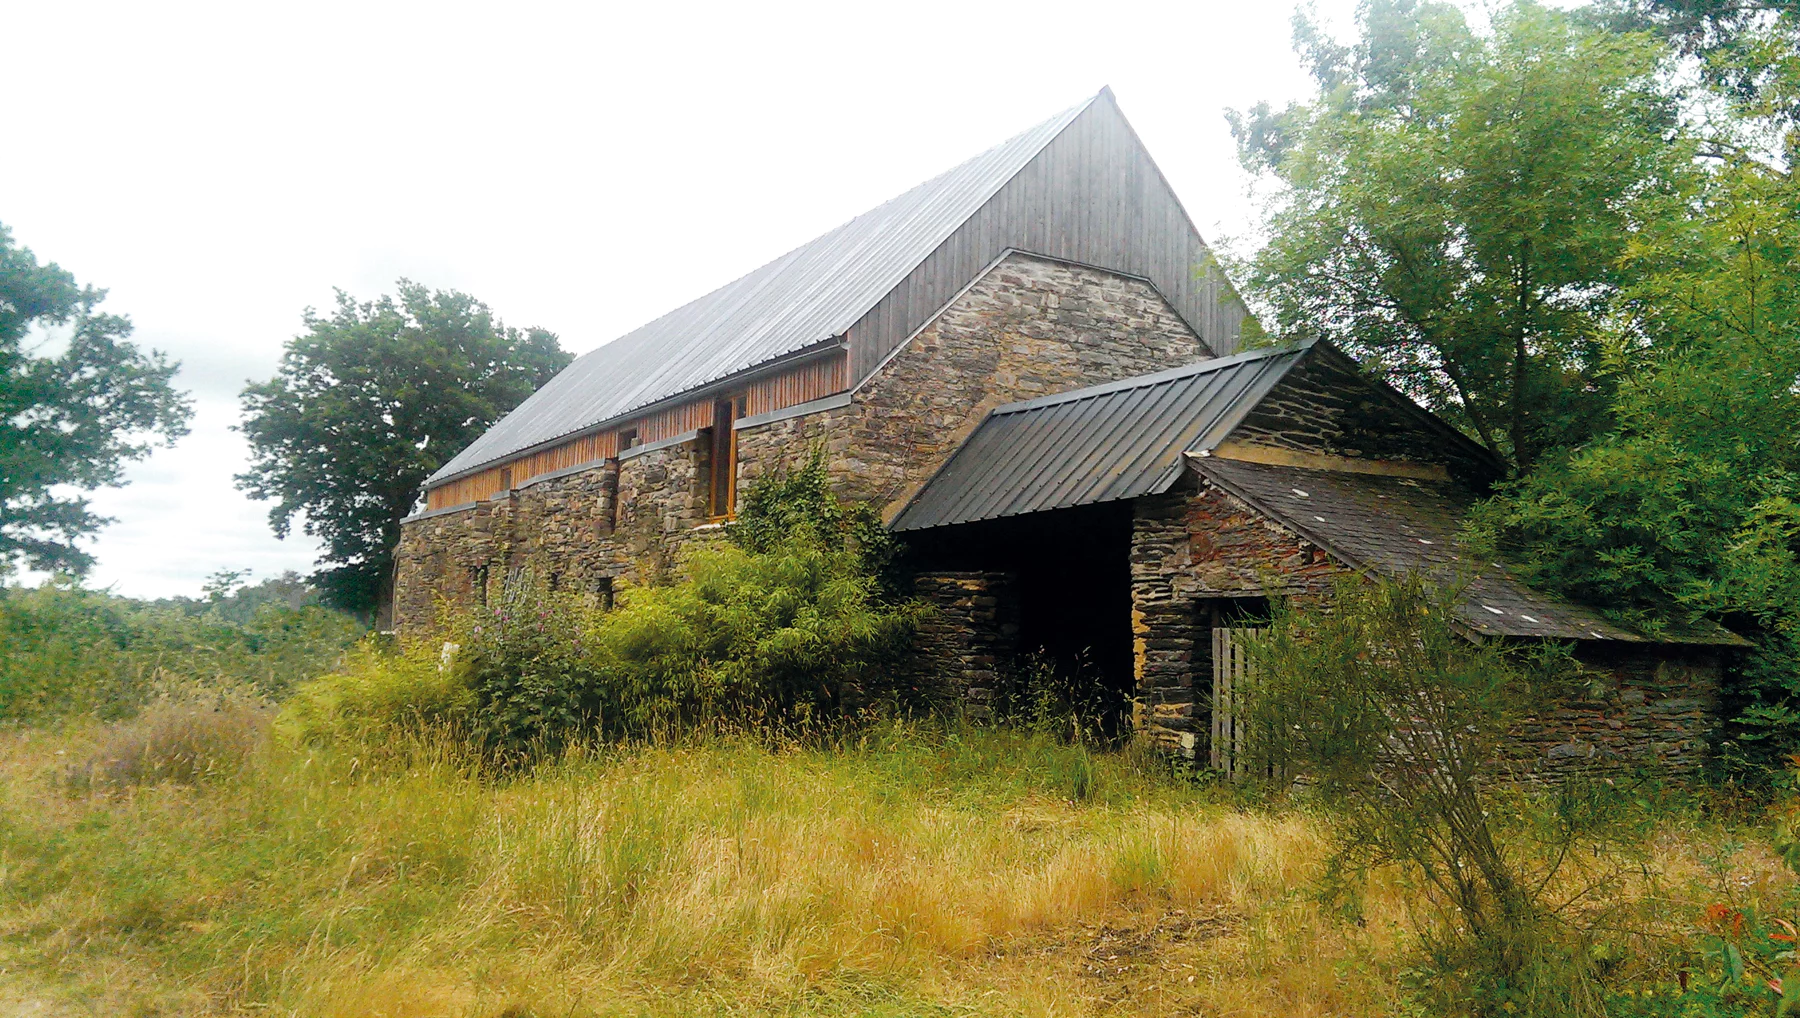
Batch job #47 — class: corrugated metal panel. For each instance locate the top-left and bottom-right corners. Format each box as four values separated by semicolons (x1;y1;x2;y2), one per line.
891;344;1310;531
428;98;1097;486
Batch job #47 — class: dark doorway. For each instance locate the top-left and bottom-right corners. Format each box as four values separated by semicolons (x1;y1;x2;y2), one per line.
903;501;1135;735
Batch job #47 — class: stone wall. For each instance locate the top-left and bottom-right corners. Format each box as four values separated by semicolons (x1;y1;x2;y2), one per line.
1507;646;1719;780
1129;483;1349;756
1127;481;1721;775
616;436;723;577
732;403;852;493
392;460;626;630
908;571;1020;720
845;252;1209;516
1229;348;1500;485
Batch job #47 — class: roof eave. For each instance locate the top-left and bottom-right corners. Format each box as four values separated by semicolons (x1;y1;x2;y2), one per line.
426;336;849;489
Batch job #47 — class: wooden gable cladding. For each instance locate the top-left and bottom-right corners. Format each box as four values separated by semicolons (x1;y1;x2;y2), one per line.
423;351;847;511
845;95;1247;382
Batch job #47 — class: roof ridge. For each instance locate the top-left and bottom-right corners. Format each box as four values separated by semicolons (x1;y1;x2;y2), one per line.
990;340;1316;416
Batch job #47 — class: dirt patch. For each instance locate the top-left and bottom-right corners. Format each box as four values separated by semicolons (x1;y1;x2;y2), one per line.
1069;906;1239;980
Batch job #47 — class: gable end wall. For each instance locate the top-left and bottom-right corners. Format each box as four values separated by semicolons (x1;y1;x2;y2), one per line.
846;97;1246;381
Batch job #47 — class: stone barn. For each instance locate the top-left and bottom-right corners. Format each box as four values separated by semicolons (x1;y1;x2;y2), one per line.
395;89;1741;777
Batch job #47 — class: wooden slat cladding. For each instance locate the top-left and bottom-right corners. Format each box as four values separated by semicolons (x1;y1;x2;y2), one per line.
745;351;846;416
424;352;847;511
846;95;1248;381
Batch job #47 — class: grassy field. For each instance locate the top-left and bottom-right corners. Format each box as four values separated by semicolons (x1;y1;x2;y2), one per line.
0;713;1789;1018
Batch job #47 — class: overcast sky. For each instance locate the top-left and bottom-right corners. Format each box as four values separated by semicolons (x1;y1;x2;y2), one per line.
6;0;1379;599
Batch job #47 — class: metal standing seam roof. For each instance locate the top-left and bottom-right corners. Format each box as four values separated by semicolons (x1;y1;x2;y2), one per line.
428;95;1101;486
1188;458;1746;646
889;343;1314;532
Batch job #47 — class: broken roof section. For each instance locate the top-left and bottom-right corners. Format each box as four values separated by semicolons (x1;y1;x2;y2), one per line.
1189;458;1739;644
890;343;1315;531
429;94;1100;486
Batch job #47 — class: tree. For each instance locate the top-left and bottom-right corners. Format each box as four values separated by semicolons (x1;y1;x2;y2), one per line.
237;281;569;618
1231;0;1689;471
1600;0;1800;156
1243;577;1633;1012
0;223;192;575
1470;151;1800;772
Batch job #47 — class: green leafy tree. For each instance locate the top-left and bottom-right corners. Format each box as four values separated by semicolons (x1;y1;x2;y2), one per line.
0;223;192;575
1231;0;1688;471
237;281;569;618
1601;0;1800;156
1471;154;1800;771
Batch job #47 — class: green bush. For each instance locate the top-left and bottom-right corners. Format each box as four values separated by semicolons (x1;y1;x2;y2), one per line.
289;454;923;758
282;638;476;745
0;580;362;724
1243;576;1641;1015
453;544;917;758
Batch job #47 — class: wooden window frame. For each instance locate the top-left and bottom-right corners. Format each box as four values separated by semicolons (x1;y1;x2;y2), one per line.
706;394;745;520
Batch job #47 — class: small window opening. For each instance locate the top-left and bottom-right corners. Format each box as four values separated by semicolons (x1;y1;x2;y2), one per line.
498;467;513;491
594;575;615;612
618;427;638;452
707;395;741;518
473;564;490;606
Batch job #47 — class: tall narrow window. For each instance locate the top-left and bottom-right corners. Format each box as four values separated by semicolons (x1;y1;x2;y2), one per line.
707;395;740;518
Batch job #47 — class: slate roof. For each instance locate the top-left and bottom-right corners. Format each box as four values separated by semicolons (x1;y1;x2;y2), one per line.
890;344;1313;531
429;94;1099;485
1190;458;1743;645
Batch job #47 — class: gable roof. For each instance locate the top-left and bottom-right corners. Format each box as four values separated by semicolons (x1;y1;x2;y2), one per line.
891;346;1743;646
890;343;1314;531
1189;458;1740;644
428;94;1101;486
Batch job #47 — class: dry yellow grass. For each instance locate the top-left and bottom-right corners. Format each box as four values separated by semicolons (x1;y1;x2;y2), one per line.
0;720;1781;1017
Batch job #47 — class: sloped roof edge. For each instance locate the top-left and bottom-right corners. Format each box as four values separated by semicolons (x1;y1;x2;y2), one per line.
889;343;1313;531
427;92;1104;486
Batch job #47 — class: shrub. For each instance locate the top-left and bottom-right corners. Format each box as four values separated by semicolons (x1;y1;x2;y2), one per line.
1242;576;1639;1014
282;638;476;746
0;580;361;724
69;693;269;789
454;541;918;758
293;456;923;759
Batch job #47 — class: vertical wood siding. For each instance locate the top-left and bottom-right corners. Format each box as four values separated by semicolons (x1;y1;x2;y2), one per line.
745;351;847;416
845;96;1247;381
424;353;847;510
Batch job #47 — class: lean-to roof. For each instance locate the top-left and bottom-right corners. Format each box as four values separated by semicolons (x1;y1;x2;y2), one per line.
890;344;1313;531
1190;458;1739;644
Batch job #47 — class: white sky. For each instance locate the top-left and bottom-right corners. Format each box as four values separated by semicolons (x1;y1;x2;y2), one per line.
6;0;1371;599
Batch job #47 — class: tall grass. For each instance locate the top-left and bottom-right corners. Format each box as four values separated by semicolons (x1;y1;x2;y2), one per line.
0;722;1403;1017
2;717;1792;1016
